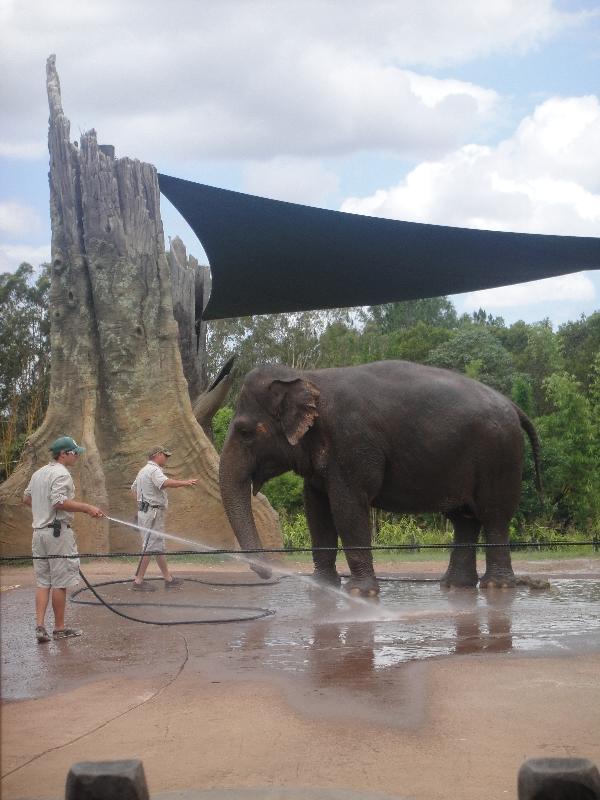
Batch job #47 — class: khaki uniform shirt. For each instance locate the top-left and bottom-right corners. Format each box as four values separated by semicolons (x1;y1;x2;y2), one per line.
131;461;169;509
24;462;75;529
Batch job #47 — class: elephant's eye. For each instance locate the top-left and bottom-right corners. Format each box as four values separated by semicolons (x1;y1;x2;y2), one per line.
234;420;255;441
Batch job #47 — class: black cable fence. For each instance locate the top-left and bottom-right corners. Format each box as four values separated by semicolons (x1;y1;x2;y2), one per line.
1;537;599;562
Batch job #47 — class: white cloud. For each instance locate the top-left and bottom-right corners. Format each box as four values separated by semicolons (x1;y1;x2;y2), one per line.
0;0;587;162
242;157;339;205
0;243;51;273
462;272;595;309
0;201;43;236
340;95;600;237
0;141;46;160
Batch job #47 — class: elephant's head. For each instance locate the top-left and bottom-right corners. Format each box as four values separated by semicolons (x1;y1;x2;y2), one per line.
219;366;320;578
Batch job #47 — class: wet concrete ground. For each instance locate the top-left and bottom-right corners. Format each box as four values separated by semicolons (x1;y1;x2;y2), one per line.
1;558;599;800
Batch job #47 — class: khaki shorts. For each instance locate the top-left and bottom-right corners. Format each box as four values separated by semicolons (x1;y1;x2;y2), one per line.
138;508;167;553
32;526;80;588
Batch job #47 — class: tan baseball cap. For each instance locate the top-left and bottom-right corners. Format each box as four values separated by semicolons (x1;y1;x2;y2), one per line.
148;445;173;458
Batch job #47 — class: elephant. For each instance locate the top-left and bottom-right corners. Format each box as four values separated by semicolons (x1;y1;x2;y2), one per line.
218;360;542;595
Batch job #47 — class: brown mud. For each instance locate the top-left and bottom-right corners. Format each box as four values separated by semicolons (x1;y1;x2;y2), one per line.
1;557;599;800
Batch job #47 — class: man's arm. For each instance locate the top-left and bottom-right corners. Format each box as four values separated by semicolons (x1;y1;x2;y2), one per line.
162;478;198;488
54;499;105;518
23;495;32;507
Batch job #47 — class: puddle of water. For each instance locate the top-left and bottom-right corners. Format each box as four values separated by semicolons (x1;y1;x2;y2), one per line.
2;562;599;727
223;576;600;676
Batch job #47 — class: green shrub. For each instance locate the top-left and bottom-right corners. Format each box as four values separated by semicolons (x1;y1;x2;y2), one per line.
281;512;312;550
212;405;234;453
262;471;305;517
376;516;452;550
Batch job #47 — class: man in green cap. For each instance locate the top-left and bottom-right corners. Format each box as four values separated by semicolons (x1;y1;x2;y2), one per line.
23;436;105;643
131;446;198;591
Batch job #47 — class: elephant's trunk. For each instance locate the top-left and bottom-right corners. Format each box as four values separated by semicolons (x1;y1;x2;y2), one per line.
219;445;273;579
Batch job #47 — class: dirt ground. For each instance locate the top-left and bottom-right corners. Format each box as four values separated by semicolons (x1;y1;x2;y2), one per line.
1;556;599;800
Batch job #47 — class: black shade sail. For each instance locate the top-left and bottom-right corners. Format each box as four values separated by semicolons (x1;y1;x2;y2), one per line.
158;173;600;321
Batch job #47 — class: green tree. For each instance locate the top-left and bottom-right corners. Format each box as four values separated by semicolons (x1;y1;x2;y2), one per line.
0;263;50;480
319;321;365;367
495;319;530;364
493;318;565;415
558;312;600;393
536;372;599;529
466;308;506;328
206;309;353;400
368;297;457;333
511;374;535;417
426;327;515;395
385;321;453;364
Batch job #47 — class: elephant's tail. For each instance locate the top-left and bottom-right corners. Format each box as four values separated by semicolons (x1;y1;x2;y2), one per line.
514;404;543;499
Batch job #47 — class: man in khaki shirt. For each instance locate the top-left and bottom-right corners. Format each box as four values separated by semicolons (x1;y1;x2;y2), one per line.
130;445;198;591
24;436;104;643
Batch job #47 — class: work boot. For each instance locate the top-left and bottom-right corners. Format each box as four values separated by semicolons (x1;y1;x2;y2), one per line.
165;577;184;589
132;580;156;592
36;625;51;643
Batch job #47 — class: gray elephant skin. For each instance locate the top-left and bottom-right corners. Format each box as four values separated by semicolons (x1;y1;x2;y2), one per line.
219;360;542;595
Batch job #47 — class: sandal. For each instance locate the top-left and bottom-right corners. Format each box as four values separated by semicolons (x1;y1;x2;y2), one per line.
53;628;82;639
36;625;51;643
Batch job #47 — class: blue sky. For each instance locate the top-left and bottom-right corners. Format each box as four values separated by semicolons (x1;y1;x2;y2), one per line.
1;0;599;326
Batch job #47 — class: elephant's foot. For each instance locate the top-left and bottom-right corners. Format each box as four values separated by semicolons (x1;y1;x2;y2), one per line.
344;576;380;597
439;570;478;589
479;570;517;589
311;568;342;588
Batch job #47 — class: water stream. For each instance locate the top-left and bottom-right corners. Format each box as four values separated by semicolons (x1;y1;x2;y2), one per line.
105;514;395;618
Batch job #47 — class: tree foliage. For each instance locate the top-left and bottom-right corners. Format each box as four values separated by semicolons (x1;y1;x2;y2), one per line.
2;260;599;534
426;327;515;394
204;299;599;533
0;264;50;480
535;373;599;528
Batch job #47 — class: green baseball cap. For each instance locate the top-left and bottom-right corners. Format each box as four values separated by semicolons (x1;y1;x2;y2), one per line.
49;436;86;455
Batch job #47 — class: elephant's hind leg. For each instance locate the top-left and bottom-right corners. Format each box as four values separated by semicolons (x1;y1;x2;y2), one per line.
440;513;480;588
479;522;516;588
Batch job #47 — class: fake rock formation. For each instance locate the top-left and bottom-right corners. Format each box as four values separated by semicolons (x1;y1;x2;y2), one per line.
0;56;280;556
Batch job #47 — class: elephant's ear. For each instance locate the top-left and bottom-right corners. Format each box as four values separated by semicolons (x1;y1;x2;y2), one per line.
267;378;320;445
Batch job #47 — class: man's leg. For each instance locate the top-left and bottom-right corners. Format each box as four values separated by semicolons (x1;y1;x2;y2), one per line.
33;535;51;634
134;554;152;583
35;587;50;627
133;516;153;587
51;588;67;631
148;511;180;585
155;554;172;580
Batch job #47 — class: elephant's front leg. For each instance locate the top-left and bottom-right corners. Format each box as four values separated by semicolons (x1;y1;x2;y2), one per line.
304;483;341;587
328;480;379;596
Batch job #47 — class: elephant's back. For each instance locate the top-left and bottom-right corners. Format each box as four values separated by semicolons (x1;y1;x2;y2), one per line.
311;360;515;419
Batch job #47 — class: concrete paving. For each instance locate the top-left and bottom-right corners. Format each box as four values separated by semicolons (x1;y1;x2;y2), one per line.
1;557;599;800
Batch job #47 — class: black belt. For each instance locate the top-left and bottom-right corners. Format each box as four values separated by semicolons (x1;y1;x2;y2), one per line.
37;524;71;530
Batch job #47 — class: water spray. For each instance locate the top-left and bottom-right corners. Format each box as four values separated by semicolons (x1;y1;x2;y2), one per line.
105;514;393;616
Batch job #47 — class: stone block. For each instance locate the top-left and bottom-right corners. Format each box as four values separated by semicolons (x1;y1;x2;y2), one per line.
65;759;149;800
518;757;600;799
